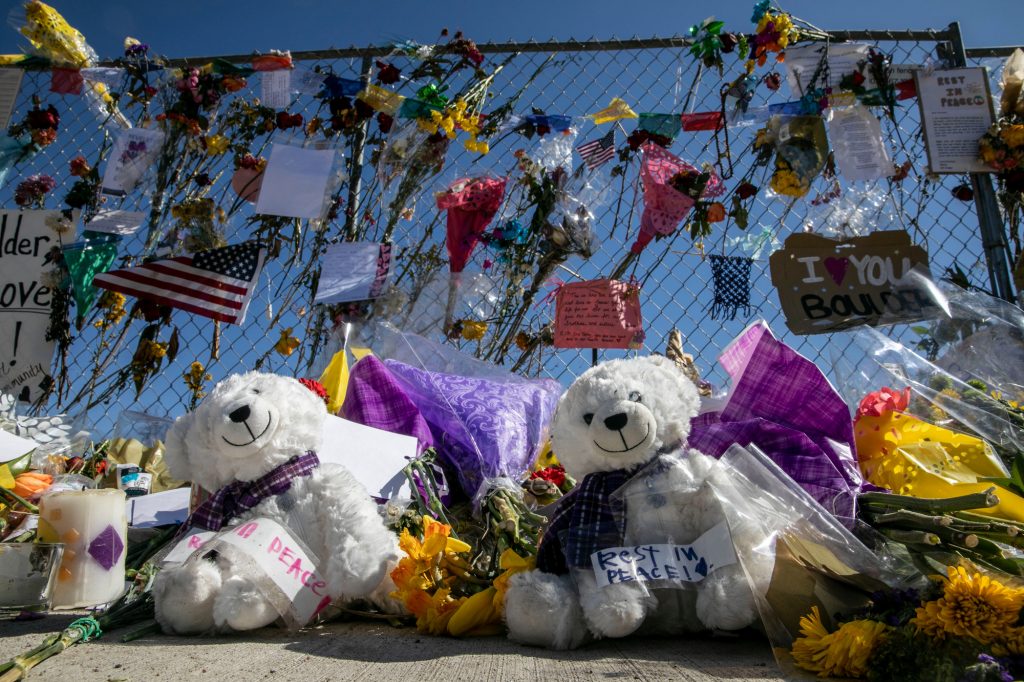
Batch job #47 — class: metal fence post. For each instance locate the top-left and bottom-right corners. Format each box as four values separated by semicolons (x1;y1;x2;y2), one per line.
947;22;1018;301
343;54;374;240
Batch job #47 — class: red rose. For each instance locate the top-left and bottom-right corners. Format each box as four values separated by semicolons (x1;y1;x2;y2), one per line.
377;112;394;134
763;72;782;91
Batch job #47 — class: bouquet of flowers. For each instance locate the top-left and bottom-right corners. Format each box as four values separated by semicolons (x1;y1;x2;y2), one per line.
791;565;1024;680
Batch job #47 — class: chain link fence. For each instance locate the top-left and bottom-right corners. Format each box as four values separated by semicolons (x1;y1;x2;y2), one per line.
0;26;1018;434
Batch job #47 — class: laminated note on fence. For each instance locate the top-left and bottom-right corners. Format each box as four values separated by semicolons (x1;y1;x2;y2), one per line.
554;279;644;349
256;143;336;219
101;127;165;196
261;69;292;109
827;105;894;183
313;242;392;304
915;67;995;174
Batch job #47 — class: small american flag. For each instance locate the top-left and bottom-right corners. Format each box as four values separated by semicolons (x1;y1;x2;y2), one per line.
94;241;266;325
576;129;616;170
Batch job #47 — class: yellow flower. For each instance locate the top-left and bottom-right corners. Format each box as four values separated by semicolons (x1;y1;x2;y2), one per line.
460;320;488;341
417;117;439;135
770;167;809;198
206;134;229;156
417;587;466;635
491;549;534;615
464;137;489;155
994;627;1024;656
791;606;887;678
273;328;300;357
912;566;1024;644
1000;124;1024;148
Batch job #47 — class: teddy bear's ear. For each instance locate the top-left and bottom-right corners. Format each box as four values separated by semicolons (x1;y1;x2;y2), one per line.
163;412;195;482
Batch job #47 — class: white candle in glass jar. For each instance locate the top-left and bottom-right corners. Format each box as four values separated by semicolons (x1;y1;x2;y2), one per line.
38;489;127;608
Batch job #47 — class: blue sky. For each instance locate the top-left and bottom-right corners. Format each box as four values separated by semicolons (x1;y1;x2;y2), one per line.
0;0;1021;59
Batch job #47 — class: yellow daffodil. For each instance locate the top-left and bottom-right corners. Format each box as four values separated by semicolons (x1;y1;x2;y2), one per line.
791;606;888;678
913;566;1024;644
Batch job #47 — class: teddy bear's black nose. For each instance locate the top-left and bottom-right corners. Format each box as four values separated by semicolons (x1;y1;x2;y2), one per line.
603;412;628;431
228;405;251;423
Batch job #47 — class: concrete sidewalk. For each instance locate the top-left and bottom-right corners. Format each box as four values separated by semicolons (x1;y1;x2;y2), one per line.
0;614;785;681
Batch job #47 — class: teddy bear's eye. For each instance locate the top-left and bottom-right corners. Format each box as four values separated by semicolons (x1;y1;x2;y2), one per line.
629;391;642;402
583;413;594;425
252;388;261;395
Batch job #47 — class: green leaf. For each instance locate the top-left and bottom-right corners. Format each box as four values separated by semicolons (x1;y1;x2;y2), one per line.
910;326;930;335
705;20;725;34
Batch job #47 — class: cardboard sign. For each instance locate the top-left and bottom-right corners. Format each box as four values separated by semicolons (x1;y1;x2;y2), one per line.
769;230;941;335
196;517;331;626
554;279;644;349
0;211;57;402
915;67;995;174
591;521;737;588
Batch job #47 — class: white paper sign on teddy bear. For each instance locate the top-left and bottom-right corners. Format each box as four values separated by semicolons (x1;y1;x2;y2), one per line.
193;517;331;628
591;520;738;588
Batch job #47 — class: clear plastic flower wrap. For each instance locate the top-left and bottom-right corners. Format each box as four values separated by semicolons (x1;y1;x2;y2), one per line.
837;286;1024;465
706;444;925;678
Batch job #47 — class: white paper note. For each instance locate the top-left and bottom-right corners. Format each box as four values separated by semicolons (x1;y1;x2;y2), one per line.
0;428;36;462
828;104;894;182
85;209;146;236
314;242;392;304
319;414;416;501
255;144;336;220
915;67;995;174
261;70;292;109
125;487;191;528
0;69;22;132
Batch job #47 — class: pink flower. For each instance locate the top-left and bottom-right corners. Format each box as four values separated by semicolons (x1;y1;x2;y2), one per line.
856;386;911;418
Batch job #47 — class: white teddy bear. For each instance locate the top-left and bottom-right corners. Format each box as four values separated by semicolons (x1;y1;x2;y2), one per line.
152;372;399;634
503;354;769;649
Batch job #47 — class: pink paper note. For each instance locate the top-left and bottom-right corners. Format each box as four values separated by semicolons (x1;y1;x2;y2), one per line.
554;279;644;349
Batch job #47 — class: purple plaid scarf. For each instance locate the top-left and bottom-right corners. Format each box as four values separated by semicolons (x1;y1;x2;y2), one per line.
536;467;638;575
187;451;320;531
